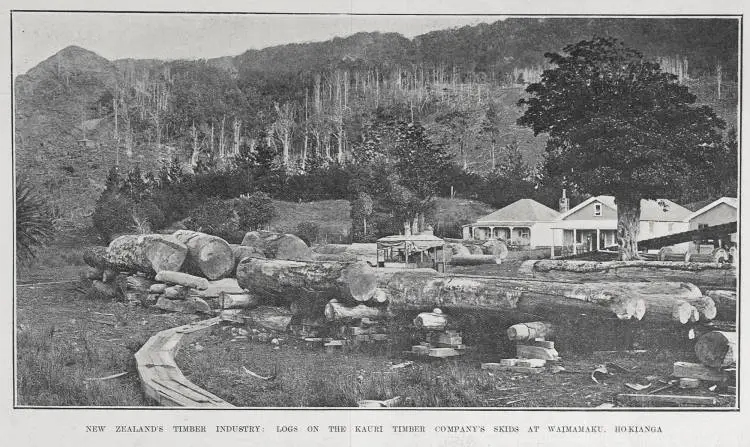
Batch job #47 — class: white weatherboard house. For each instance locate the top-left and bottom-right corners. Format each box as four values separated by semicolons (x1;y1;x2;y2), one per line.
684;197;738;248
551;195;692;255
462;199;561;248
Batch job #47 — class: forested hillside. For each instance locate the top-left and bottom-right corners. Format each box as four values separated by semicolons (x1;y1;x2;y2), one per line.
14;18;739;222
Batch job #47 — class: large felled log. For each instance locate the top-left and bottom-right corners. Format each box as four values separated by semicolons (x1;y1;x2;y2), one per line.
324;300;390;322
449;255;501;265
230;244;266;268
682;296;717;321
694;331;737;368
638;295;697;324
217;292;259;309
246;306;292;332
685;249;728;264
173;230;234;280
241;230;312;261
378;270;646;321
519;259;735;290
155;270;210;290
706;290;736;321
413;309;447;330
312;252;358;262
507;321;555;341
105;234;187;275
83;246;109;270
236;258;378;305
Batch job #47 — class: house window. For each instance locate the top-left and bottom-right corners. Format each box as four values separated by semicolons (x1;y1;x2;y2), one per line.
519;228;530;239
594;203;602;216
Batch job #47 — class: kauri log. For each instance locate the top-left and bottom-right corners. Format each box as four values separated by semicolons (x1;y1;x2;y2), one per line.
694;331;737;368
639;295;696;324
82;246;109;270
230;244;266;268
449;255;501;265
173;230;234;280
246;306;292;332
324;300;391;322
413;310;447;330
155;270;210;290
241;230;312;261
105;234;187;275
507;321;555;341
217;292;259;309
236;258;378;305
706;290;736;321
378;271;646;321
519;259;735;289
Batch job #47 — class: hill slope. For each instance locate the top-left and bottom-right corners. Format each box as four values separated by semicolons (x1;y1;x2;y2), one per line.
14;18;739;218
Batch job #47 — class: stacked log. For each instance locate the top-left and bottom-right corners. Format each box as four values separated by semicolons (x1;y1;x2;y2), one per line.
449;255;502;266
694;331;737;368
705;290;736;321
377;270;660;322
685;248;729;264
325;299;390;322
507;321;555;341
241;230;313;261
236;258;379;305
519;259;735;289
104;234;187;274
173;230;235;280
413;309;448;330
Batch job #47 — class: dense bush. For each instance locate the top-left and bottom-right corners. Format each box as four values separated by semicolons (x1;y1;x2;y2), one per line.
16;181;54;263
295;222;320;245
183;197;240;241
235;192;276;231
92;194;137;242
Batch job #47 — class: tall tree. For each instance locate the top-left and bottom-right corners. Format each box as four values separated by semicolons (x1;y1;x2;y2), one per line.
518;37;726;260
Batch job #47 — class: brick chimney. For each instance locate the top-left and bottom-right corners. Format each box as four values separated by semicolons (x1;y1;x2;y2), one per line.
559;189;569;213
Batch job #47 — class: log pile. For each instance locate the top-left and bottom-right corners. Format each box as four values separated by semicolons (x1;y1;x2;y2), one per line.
410;308;465;358
519;259;736;289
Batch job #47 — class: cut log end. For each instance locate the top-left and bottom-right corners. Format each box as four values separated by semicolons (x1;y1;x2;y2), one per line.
694;331;737;368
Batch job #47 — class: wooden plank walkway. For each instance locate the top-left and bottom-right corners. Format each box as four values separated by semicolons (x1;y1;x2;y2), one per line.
134;317;234;407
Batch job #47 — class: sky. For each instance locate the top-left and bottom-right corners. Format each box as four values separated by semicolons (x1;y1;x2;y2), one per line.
11;12;504;75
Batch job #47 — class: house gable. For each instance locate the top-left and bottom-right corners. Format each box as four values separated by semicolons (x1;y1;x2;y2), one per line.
688;202;737;230
562;199;617;221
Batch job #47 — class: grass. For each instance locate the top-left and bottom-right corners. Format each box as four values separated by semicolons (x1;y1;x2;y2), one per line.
177;315;736;408
15;248;197;406
270;199;352;243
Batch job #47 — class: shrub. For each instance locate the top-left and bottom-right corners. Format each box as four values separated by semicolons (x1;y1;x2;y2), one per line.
183;197;239;240
235;192;276;231
295;222;320;245
16;181;54;263
92;193;136;242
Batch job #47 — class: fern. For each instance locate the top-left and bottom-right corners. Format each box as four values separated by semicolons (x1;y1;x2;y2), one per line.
16;182;54;263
